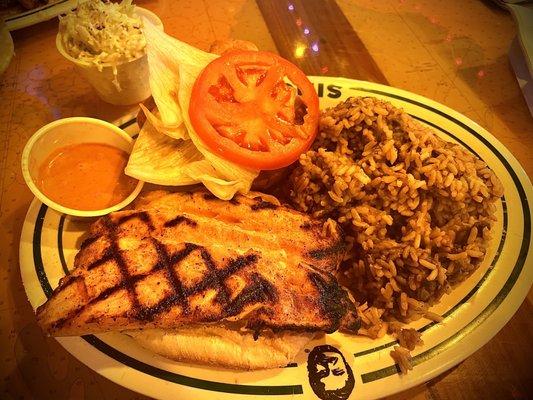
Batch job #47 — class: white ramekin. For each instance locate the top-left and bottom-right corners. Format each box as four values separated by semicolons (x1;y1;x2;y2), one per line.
21;117;144;217
56;7;163;105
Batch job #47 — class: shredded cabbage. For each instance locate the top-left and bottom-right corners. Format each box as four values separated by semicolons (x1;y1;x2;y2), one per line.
59;0;145;68
125;116;203;186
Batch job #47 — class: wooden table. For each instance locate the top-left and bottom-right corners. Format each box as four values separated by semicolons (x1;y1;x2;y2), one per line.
1;0;531;399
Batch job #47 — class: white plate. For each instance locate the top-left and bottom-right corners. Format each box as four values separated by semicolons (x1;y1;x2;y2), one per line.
19;77;533;400
4;0;84;31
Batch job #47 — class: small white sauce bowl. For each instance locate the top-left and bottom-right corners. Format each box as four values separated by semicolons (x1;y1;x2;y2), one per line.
21;117;144;217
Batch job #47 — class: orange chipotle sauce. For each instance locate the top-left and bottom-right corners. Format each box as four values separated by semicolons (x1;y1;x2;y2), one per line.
37;143;138;211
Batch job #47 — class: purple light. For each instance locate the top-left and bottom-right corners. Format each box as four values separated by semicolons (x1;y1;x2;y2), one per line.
303;28;310;35
288;4;294;11
311;42;319;52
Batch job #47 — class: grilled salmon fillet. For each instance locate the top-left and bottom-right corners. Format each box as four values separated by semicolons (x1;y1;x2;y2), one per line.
37;190;349;336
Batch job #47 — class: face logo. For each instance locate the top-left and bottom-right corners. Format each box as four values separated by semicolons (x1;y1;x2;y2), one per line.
306;345;355;400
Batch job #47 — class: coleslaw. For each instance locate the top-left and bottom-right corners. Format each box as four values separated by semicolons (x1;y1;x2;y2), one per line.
59;0;146;69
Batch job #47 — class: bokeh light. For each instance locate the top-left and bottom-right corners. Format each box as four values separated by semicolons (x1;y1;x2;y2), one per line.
294;43;307;58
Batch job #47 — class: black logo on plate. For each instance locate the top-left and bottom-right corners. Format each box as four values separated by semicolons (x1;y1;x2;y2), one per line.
307;345;355;400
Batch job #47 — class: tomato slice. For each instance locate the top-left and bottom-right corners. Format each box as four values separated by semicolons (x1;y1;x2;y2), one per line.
189;51;319;170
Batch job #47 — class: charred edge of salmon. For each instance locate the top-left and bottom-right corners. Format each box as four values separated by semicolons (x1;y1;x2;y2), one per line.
306;220;346;260
307;240;346;261
300;222;313;230
58;274;82;289
163;215;197;228
35;275;83;315
307;271;348;333
245;321;330;340
80;236;98;250
340;302;362;333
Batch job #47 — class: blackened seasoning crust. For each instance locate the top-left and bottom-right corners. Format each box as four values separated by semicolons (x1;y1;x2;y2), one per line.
307;240;346;260
164;215;197;228
251;199;278;211
307;271;349;334
116;211;155;231
300;222;313;230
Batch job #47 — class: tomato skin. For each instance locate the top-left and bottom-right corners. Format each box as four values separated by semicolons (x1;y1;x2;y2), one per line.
189;51;319;170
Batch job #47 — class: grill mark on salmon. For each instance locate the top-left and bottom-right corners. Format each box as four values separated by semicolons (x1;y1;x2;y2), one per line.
150;238;190;315
134;243;200;320
50;242;263;330
87;248;113;271
200;248;230;305
85;245;202;325
102;216;143;313
250;199;278;211
163;215;197;228
225;273;277;317
116;211;155;231
186;253;259;298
